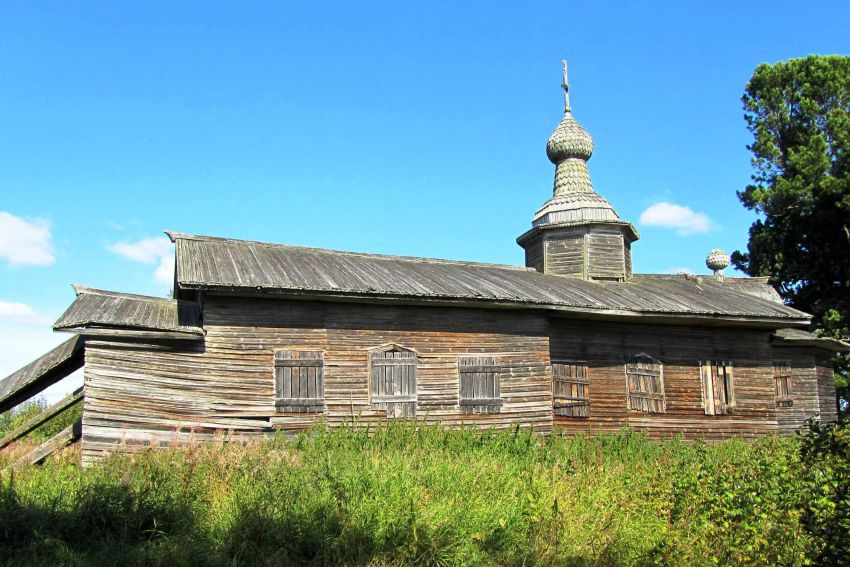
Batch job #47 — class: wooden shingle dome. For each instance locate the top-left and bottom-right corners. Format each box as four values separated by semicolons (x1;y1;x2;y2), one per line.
518;60;638;281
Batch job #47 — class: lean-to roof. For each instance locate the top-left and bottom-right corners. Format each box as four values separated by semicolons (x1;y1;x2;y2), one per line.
772;328;850;352
54;286;203;336
0;336;83;414
168;232;810;325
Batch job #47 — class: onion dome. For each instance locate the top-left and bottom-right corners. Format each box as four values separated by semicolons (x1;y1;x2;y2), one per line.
706;249;730;276
533;60;619;225
546;114;594;163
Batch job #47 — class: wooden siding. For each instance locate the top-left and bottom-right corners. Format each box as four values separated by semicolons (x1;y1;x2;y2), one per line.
770;352;821;435
816;356;839;424
544;235;584;277
586;232;625;280
81;298;552;464
523;234;544;273
549;319;783;439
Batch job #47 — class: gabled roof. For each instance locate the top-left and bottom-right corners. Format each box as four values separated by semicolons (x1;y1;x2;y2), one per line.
167;232;810;326
54;286;203;337
0;336;83;414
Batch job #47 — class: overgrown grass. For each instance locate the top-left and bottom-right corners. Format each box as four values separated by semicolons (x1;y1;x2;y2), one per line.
0;397;82;442
0;422;848;566
0;398;83;468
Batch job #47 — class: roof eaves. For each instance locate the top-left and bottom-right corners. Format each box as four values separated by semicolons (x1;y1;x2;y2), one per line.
191;284;811;326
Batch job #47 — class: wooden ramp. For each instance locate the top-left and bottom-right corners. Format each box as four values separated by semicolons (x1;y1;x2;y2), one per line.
0;338;85;468
0;336;83;414
8;419;83;470
0;387;83;450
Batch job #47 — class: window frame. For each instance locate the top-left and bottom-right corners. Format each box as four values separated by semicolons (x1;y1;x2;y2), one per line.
624;353;666;414
552;360;591;418
699;360;735;416
458;356;502;414
773;361;794;408
368;344;418;419
274;349;325;413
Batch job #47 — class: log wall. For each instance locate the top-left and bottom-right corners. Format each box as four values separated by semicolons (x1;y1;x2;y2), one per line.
816;355;839;424
80;296;838;464
548;319;835;439
81;298;553;464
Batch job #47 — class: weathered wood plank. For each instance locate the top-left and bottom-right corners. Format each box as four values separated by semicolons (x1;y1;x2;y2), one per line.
0;387;83;450
10;419;82;470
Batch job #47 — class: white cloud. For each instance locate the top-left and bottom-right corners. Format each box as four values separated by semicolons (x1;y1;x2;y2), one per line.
0;211;55;267
639;202;712;235
109;236;172;264
0;301;52;325
154;255;175;286
108;236;174;288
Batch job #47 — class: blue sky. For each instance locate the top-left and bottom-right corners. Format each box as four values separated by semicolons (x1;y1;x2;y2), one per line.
1;1;849;398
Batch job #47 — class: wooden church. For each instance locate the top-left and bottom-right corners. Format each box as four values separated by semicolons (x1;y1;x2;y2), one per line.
1;63;846;466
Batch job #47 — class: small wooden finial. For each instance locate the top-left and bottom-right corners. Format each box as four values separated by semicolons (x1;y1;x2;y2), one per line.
561;59;571;113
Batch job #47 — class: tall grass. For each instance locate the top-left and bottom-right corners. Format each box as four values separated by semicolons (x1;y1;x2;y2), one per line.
0;423;847;566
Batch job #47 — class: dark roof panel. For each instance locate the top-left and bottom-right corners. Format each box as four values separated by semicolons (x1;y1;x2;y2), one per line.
0;336;83;414
773;328;850;352
167;232;809;324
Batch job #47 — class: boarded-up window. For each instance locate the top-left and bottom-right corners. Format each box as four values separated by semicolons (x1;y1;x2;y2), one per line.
552;361;590;418
275;350;324;412
625;354;665;413
459;356;502;414
699;361;734;415
773;361;793;408
370;347;417;419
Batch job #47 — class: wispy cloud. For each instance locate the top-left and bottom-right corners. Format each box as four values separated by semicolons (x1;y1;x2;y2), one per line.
154;255;176;286
0;211;55;267
639;202;711;236
0;300;52;325
108;236;174;286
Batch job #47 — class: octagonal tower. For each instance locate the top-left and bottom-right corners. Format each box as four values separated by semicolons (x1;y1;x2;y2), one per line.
517;61;638;281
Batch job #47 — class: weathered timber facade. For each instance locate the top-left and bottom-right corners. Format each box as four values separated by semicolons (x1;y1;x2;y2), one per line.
1;61;846;466
71;292;844;464
80;300;552;464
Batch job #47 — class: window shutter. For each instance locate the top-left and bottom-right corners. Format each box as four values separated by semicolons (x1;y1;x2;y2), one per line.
459;356;502;414
700;360;734;415
552;361;590;418
773;361;793;407
625;354;665;413
275;350;324;412
370;348;417;418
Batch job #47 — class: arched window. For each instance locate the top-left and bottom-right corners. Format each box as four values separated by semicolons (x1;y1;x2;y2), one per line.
369;344;417;419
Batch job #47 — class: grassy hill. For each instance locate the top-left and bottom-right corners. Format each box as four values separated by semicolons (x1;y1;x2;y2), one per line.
1;422;848;566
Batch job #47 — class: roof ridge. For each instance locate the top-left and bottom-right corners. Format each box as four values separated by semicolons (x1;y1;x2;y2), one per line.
71;284;176;302
634;274;771;283
166;231;536;272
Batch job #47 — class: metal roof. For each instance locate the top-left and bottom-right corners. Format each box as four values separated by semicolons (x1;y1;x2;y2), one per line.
0;336;83;414
168;232;810;325
54;286;203;335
